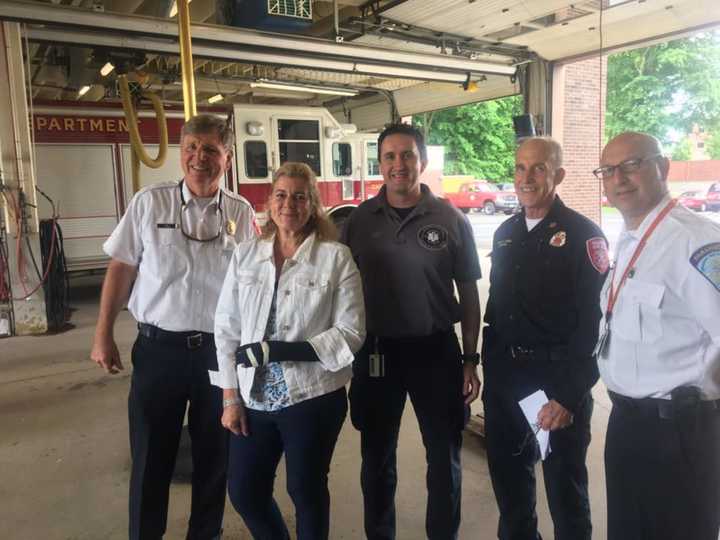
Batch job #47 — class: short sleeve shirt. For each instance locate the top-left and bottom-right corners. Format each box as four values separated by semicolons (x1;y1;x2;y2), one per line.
103;181;256;333
598;196;720;400
341;184;481;338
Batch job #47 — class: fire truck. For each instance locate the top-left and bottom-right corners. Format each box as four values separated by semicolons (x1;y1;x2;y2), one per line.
32;102;443;274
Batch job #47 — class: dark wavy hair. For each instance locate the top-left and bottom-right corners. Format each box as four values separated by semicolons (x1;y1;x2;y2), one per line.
260;162;338;241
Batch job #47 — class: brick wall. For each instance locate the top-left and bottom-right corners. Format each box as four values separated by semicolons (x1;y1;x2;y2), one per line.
552;56;607;225
668;160;720;182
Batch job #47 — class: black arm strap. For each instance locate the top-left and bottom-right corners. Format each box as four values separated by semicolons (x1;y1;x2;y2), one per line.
268;341;320;363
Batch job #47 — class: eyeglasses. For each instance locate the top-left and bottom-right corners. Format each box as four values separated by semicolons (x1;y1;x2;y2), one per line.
178;180;224;243
592;153;662;180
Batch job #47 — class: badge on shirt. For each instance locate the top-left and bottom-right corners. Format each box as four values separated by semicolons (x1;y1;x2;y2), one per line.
496;239;512;248
586;237;610;274
156;222;178;229
549;231;566;247
690;242;720;292
225;219;236;235
417;224;449;251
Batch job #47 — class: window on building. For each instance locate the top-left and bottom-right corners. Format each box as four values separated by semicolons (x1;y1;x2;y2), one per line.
245;141;268;178
277;119;321;175
332;143;352;176
698;142;705;148
367;142;380;176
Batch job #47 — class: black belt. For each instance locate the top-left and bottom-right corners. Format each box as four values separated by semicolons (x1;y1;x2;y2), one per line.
137;323;213;350
609;390;720;420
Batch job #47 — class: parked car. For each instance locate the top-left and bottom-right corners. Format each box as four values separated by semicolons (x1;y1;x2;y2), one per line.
707;182;720;212
497;182;516;192
445;181;519;215
678;190;708;212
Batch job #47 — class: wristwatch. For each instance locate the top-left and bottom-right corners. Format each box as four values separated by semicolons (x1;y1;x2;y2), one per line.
462;352;480;366
222;397;242;408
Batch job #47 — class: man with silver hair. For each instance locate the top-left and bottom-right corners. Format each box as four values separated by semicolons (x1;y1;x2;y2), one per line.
596;132;720;540
482;137;608;539
91;114;256;540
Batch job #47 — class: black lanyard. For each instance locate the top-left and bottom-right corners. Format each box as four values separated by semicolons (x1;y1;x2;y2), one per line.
178;180;224;243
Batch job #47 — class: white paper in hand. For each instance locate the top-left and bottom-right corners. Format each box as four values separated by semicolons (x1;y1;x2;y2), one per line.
518;390;552;460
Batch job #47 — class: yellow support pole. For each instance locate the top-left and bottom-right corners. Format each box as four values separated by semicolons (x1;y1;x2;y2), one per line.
178;0;197;120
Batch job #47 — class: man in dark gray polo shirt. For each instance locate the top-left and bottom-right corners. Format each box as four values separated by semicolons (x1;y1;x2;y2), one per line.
341;123;482;540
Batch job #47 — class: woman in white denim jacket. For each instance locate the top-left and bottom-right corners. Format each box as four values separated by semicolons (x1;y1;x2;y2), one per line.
211;162;365;540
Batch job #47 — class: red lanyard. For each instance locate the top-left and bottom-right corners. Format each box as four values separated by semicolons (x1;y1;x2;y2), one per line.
606;199;676;320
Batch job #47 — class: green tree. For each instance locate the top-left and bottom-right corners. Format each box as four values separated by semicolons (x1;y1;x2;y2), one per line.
707;132;720;160
606;32;720;144
671;138;693;161
414;95;522;181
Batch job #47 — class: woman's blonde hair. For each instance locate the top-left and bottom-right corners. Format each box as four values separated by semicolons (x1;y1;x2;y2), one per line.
261;162;338;241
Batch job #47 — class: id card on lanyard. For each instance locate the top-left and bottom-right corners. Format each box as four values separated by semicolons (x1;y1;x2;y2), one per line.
594;199;676;358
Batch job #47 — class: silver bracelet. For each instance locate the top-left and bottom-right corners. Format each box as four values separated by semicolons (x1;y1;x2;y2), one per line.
222;397;242;408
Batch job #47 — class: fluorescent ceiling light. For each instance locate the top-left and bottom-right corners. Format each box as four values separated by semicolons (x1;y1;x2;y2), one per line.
78;85;91;97
169;0;192;18
250;81;358;96
100;62;114;76
208;93;224;103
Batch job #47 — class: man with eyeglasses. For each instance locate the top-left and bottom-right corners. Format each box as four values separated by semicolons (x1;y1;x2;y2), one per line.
91;114;256;540
482;137;608;540
595;132;720;540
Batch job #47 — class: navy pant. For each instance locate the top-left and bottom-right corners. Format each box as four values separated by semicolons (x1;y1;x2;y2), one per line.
605;393;720;540
349;332;465;540
227;387;347;540
483;383;593;540
128;334;227;540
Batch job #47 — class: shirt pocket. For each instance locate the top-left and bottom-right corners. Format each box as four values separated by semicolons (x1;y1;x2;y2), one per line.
294;273;332;331
215;234;237;275
143;229;186;281
613;279;665;344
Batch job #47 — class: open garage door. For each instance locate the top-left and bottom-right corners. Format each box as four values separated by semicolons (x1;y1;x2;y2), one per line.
0;0;716;128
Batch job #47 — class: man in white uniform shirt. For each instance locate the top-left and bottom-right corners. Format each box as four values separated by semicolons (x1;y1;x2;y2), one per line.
595;132;720;540
91;114;256;540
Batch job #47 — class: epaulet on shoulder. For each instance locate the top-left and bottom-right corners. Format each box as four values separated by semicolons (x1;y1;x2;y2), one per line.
566;207;602;234
140;181;177;194
223;189;253;208
133;182;177;200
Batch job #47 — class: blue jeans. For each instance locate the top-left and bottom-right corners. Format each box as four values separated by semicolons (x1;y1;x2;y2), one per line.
227;387;348;540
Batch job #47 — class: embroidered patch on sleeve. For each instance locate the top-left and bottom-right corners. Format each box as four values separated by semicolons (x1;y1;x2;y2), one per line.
690;242;720;292
586;237;609;274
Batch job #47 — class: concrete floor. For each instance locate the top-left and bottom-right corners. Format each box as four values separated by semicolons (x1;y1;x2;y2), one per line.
0;263;612;539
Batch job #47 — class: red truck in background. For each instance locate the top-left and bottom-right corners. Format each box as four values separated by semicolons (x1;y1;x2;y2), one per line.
444;181;519;215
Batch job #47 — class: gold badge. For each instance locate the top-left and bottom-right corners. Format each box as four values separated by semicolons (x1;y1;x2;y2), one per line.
225;219;237;235
549;231;566;247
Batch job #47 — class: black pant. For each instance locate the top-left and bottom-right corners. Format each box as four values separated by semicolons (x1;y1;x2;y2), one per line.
483;383;593;540
349;332;465;540
128;334;227;540
605;392;720;540
227;387;347;540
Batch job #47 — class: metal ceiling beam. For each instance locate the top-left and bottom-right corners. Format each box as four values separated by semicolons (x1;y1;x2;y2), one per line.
0;0;516;76
26;26;479;84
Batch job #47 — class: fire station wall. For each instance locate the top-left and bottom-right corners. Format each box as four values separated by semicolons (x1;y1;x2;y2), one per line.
551;56;607;225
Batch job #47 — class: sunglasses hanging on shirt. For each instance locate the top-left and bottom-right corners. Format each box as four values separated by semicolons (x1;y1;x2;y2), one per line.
178;180;224;243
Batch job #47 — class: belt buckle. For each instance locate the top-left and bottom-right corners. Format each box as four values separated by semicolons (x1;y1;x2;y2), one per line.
186;333;203;349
